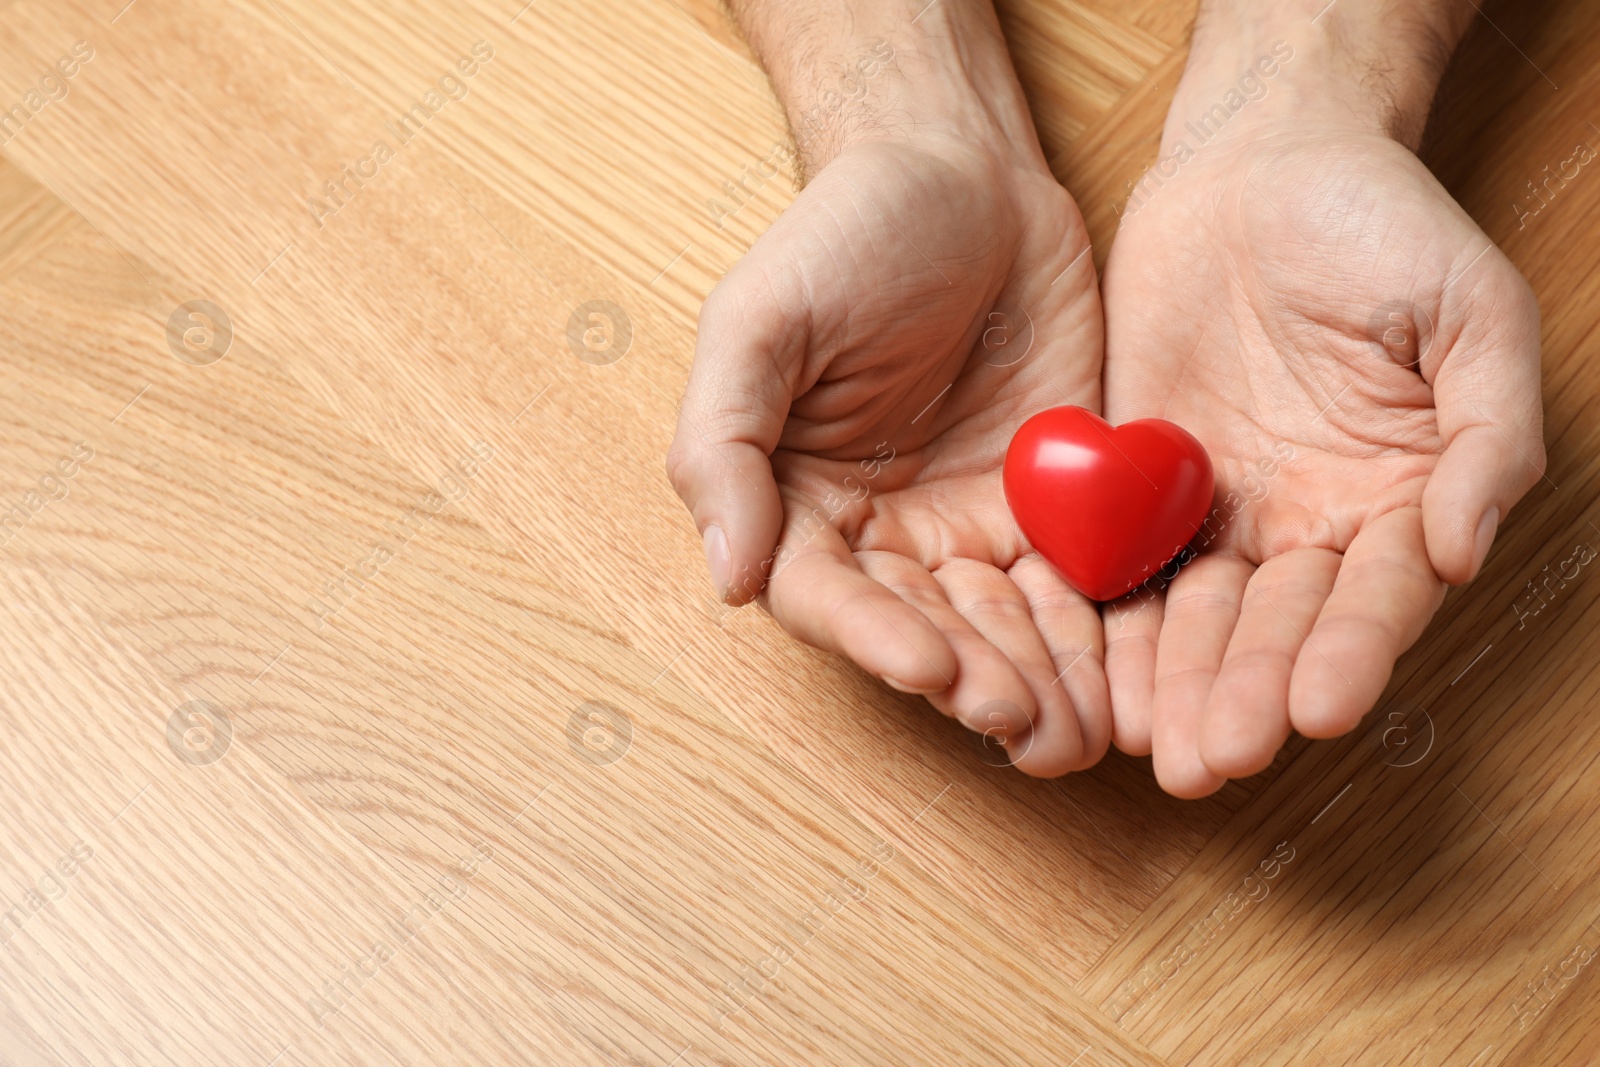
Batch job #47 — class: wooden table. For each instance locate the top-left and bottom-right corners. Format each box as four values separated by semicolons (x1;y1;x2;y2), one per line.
0;1;1596;1063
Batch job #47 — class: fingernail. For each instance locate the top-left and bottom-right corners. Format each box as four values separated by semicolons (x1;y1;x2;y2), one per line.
1470;507;1499;578
703;524;731;601
884;676;944;696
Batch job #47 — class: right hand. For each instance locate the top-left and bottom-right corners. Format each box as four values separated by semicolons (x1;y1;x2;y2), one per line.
667;52;1112;776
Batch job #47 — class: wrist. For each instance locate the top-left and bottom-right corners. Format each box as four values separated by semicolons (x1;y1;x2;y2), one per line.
1167;0;1471;152
736;1;1047;181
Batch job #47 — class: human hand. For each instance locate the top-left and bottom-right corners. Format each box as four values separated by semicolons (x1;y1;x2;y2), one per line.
668;1;1110;775
1099;3;1546;796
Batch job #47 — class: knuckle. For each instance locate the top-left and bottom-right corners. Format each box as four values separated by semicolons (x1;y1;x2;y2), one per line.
664;438;699;500
698;266;775;334
1521;440;1549;493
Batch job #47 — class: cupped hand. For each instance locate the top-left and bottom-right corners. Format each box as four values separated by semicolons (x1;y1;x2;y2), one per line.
668;131;1111;776
1100;123;1545;796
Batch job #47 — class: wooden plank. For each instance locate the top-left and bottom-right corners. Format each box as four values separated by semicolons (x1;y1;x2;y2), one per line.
0;0;1245;993
2;0;1598;1061
1071;12;1600;1063
996;0;1172;158
0;212;1167;1063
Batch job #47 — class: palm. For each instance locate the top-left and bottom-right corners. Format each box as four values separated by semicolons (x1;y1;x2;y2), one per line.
1101;128;1544;795
675;139;1111;776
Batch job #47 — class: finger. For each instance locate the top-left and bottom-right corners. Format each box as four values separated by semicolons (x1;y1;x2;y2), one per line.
851;470;1028;576
1200;549;1341;779
1151;555;1252;798
1102;584;1165;757
1009;553;1112;769
1289;507;1446;738
932;559;1087;777
766;519;956;695
859;553;1037;743
667;274;801;605
1423;260;1546;584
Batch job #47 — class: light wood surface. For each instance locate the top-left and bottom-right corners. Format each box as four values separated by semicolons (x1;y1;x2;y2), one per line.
0;0;1596;1063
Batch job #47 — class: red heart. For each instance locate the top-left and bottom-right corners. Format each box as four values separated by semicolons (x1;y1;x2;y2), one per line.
1003;406;1214;602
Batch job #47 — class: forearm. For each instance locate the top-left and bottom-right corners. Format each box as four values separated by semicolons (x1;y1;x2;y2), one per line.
724;0;1044;176
1175;0;1473;148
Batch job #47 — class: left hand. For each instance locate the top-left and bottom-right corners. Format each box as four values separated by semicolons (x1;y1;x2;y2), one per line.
1099;48;1546;796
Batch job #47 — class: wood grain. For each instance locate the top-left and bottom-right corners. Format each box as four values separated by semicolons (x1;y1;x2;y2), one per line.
0;0;1596;1063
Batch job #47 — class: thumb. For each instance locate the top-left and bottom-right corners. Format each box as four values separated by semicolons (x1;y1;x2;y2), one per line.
667;279;799;605
1421;260;1546;585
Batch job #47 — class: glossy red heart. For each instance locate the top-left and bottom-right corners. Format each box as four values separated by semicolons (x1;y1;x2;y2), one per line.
1003;406;1214;602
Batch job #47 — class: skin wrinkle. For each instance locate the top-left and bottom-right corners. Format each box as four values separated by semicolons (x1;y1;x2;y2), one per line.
1209;162;1442;465
1269;322;1387;450
936;561;1036;618
1121;222;1231;422
720;265;808;397
672;0;1539;793
1427;261;1514;386
781;149;1018;451
804;212;864;381
1011;628;1102;680
1220;268;1276;442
